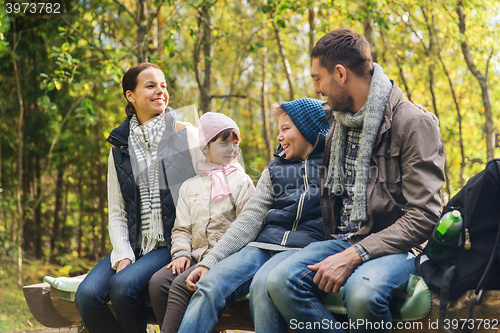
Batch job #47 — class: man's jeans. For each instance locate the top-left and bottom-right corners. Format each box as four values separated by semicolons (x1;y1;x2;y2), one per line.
75;247;171;333
267;240;415;333
177;246;297;333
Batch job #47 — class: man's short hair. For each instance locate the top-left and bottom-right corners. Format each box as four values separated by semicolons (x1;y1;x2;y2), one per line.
311;29;373;78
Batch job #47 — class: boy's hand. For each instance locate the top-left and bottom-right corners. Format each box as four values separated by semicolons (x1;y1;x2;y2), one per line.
185;266;209;291
166;257;190;275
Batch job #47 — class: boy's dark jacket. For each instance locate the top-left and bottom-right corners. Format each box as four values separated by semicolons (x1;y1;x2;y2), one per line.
254;134;326;247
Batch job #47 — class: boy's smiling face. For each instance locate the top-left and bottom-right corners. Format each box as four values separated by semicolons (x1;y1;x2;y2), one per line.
277;113;314;161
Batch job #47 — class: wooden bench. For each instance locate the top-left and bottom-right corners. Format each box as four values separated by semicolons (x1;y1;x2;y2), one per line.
22;278;254;332
23;279;500;332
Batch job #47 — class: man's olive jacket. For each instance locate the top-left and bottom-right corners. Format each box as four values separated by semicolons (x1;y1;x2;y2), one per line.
320;82;446;259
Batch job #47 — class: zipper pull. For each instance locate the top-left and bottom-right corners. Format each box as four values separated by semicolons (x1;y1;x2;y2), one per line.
464;228;471;250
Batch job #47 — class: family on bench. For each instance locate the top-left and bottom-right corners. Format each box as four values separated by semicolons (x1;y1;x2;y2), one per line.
68;28;445;333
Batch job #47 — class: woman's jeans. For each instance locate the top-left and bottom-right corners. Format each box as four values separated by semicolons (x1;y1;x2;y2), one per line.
75;247;171;333
267;240;416;333
177;246;297;333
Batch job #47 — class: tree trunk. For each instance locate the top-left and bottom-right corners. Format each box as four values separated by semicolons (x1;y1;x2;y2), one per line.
363;17;377;63
60;179;71;255
427;66;452;199
194;1;214;114
34;157;42;257
438;52;466;188
13;29;25;286
308;7;316;56
94;114;107;257
270;11;294;101
0;100;2;228
22;158;34;255
0;103;4;236
457;1;495;161
152;16;159;57
394;56;412;102
419;4;452;196
91;156;99;261
77;175;84;257
50;164;65;260
136;0;148;63
261;12;273;163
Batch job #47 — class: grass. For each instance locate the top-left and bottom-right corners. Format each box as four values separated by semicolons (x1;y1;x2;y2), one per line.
0;253;92;333
0;257;50;332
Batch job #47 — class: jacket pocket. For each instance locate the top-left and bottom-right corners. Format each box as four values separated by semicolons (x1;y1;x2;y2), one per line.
372;144;404;217
375;143;402;186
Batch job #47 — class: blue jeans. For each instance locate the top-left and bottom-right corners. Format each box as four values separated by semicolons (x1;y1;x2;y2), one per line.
267;240;416;333
75;247;171;333
177;246;297;333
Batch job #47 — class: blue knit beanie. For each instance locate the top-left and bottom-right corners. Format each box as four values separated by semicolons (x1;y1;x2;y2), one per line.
280;98;330;144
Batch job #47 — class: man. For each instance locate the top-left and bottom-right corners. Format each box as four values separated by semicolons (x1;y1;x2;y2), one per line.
266;28;445;333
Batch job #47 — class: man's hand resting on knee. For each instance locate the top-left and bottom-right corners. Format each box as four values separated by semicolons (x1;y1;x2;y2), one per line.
186;266;209;291
307;247;363;293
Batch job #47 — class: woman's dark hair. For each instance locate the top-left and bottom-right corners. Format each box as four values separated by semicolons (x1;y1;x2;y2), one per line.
311;29;373;78
209;128;241;144
122;62;162;118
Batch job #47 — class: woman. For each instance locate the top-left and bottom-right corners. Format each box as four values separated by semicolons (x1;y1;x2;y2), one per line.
75;63;201;333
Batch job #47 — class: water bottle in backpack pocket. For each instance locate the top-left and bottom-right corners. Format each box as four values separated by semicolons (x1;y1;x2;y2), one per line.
415;159;500;333
426;210;463;264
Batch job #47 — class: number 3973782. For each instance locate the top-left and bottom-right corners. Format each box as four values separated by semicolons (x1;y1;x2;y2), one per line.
5;2;61;14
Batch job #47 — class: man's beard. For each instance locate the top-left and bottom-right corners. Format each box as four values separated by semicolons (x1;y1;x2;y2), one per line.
328;78;354;112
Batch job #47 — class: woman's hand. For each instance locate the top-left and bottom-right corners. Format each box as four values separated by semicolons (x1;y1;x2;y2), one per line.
414;103;428;113
185;266;209;291
116;258;132;273
166;256;191;275
414;103;439;126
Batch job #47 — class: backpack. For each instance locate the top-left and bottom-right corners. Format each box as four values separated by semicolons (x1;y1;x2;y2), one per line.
415;158;500;333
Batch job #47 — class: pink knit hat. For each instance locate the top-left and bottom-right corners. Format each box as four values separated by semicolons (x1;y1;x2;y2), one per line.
198;112;240;149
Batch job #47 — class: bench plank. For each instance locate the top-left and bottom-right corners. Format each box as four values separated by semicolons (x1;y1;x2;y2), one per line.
24;281;500;333
23;282;75;328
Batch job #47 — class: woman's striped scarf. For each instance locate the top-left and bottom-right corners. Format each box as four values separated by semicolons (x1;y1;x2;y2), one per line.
129;112;167;255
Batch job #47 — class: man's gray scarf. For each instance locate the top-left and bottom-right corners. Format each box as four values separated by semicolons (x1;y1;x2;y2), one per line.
129;111;168;255
324;63;393;223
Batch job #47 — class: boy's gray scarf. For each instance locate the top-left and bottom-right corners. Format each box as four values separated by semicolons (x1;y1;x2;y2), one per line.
324;63;393;223
129;111;168;255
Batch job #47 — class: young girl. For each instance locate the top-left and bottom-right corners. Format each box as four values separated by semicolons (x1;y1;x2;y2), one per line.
75;63;201;333
149;112;255;333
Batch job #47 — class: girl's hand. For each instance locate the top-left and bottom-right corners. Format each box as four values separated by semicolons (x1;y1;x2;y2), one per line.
166;256;191;275
185;266;209;291
116;258;132;273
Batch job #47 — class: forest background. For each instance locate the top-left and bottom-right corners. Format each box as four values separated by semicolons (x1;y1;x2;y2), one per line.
1;0;500;331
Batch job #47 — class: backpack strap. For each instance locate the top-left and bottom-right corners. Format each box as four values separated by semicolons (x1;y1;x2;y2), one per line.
459;216;500;332
439;265;456;333
458;289;483;333
415;253;439;286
